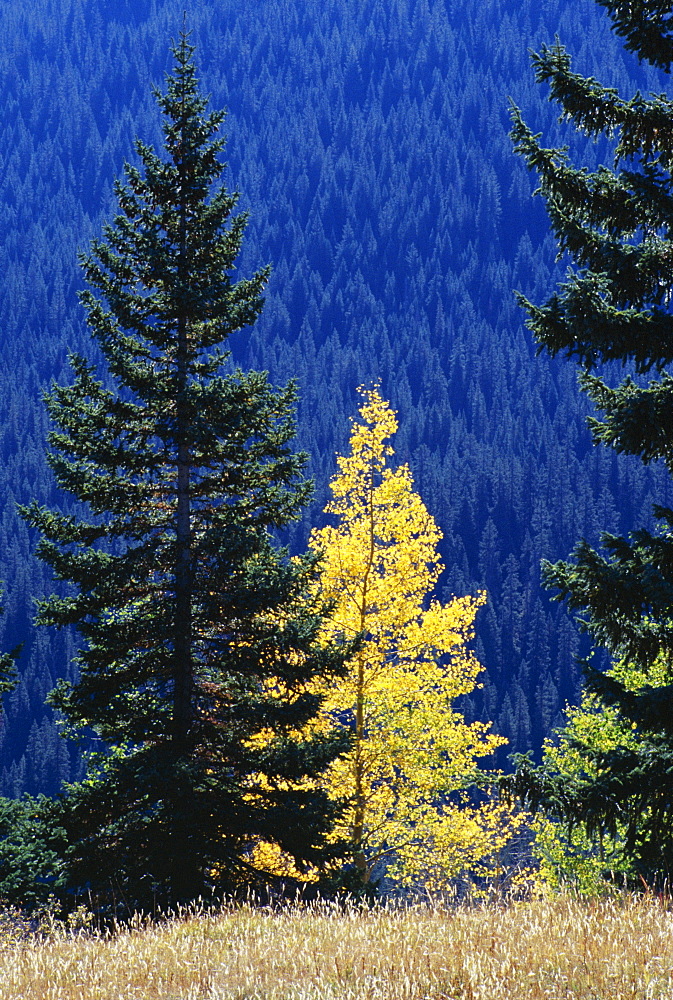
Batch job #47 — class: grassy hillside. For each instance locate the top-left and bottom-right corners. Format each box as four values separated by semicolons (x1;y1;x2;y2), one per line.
0;894;671;998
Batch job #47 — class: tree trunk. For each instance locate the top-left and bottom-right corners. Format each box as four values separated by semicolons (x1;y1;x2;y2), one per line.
170;97;198;904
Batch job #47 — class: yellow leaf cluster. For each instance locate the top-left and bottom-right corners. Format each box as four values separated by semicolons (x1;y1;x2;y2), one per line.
248;839;320;883
386;796;533;893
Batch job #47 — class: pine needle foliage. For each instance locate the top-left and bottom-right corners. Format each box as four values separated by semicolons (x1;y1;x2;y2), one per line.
509;1;673;878
21;34;349;911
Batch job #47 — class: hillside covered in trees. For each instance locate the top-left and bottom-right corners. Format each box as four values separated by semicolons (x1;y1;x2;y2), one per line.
0;0;669;797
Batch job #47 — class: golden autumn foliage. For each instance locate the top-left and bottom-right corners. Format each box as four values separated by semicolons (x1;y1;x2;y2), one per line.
306;386;522;889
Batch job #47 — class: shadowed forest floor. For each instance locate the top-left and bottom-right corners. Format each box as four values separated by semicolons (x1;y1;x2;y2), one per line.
0;893;671;998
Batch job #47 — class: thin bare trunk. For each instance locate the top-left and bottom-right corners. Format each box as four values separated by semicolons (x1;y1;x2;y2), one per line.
352;458;377;882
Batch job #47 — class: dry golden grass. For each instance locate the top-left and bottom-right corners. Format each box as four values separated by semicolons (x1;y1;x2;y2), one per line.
1;893;672;999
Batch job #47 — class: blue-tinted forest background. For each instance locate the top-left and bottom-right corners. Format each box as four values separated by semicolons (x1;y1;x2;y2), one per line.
0;0;668;796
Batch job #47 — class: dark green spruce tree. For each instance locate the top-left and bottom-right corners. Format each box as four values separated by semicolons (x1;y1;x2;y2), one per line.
509;1;673;880
22;34;349;910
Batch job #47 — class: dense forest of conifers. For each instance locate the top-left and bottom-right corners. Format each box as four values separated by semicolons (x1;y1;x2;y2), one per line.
0;0;668;797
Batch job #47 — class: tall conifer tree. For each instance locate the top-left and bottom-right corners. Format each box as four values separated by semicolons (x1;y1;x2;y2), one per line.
23;34;348;908
510;1;673;877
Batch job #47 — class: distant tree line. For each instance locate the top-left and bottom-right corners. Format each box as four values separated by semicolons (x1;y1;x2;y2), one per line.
0;0;670;801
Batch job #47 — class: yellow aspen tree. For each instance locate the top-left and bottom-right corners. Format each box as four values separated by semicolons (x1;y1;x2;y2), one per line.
309;386;521;890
